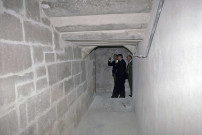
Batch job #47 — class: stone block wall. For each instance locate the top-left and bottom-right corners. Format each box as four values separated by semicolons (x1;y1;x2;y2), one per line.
0;0;96;135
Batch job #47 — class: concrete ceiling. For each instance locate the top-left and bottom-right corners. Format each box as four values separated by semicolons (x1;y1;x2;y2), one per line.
41;0;152;56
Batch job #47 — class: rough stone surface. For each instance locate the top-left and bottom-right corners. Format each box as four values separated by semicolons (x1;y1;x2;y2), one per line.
2;0;23;13
19;103;27;129
36;66;46;78
27;90;50;122
20;124;36;135
54;31;60;49
73;74;81;87
41;17;51;26
24;21;52;45
25;0;40;21
17;82;34;101
51;83;63;104
45;53;55;63
57;97;68;118
67;90;77;107
42;0;152;17
0;44;32;76
56;47;73;61
0;110;18;135
0;13;23;41
48;62;71;85
36;77;48;91
73;47;82;59
64;78;74;95
72;61;81;75
0;73;33;107
38;107;56;135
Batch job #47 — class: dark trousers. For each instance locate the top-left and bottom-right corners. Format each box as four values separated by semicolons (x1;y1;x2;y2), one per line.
112;78;125;98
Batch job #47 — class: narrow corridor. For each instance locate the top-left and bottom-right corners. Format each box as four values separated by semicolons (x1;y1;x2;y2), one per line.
73;91;140;135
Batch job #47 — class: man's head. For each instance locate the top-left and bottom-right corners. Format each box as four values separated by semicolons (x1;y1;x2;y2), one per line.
113;54;118;60
118;54;123;61
127;55;132;62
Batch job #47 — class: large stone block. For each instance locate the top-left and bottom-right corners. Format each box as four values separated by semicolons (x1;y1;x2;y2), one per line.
2;0;23;13
45;52;55;63
80;72;86;83
48;62;71;85
0;43;32;76
36;66;46;78
57;97;68;118
0;13;23;41
20;124;36;135
0;73;33;107
54;31;60;49
41;17;51;26
0;110;18;135
51;83;63;104
64;78;74;95
19;103;26;129
38;107;56;135
67;90;77;107
24;21;52;45
72;61;81;75
36;77;48;92
56;47;73;61
73;47;82;59
17;82;34;101
25;0;40;21
74;74;81;87
27;90;50;122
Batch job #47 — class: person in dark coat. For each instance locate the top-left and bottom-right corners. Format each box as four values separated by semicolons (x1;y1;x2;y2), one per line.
113;54;127;98
108;54;118;98
126;55;133;97
108;54;118;82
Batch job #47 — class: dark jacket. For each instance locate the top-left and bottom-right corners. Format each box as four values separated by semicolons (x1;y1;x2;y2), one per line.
116;59;126;79
108;60;117;76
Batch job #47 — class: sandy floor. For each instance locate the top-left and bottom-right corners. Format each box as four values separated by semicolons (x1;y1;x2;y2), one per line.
73;92;141;135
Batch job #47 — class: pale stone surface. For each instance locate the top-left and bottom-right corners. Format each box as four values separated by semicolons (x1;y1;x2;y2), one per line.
48;62;71;85
42;0;152;17
134;0;202;135
19;103;26;129
57;97;68;118
24;21;52;45
36;66;46;78
38;107;56;135
73;74;81;87
54;31;60;49
0;110;18;135
67;90;77;107
56;47;73;61
17;82;34;101
0;72;33;107
25;0;40;21
72;61;81;75
64;78;74;95
27;90;50;122
2;0;23;13
73;47;82;59
0;13;23;41
0;44;32;76
36;77;48;91
20;124;36;135
51;83;63;104
41;17;51;26
45;52;55;63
